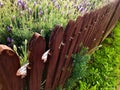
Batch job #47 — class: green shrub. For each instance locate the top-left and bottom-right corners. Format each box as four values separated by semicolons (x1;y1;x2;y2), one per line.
64;47;90;90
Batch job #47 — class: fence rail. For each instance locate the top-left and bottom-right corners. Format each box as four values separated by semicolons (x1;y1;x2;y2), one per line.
0;0;120;90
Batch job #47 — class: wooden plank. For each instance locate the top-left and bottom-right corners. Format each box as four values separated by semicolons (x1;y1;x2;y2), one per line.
102;0;120;41
73;15;85;53
52;21;76;90
59;16;84;87
80;12;94;47
28;33;46;90
45;26;64;90
77;13;90;46
85;10;100;49
84;11;99;47
89;4;113;50
0;45;23;90
88;1;119;51
86;6;107;50
63;61;73;85
61;12;97;85
73;13;89;53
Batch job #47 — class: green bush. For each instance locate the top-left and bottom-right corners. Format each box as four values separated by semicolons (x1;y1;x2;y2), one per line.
64;47;90;90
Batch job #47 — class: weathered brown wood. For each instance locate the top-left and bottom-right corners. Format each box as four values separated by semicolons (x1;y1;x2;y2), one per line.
85;10;100;49
84;11;99;47
45;26;64;90
58;16;84;87
61;12;96;85
96;1;119;45
89;1;119;50
80;13;94;47
85;7;106;51
58;1;120;88
73;13;89;53
102;0;120;41
87;9;106;50
52;21;76;90
63;61;73;85
88;4;111;50
28;33;46;90
0;45;23;90
73;15;86;53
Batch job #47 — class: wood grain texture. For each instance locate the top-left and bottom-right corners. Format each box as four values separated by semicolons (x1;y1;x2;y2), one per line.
45;26;64;90
28;33;46;90
52;21;75;90
0;45;23;90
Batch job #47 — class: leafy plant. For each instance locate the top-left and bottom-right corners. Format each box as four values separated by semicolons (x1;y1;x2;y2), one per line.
64;47;90;90
13;39;28;65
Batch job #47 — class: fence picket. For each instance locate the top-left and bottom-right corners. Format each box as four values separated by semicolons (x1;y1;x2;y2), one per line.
0;45;23;90
73;13;89;52
59;16;84;87
103;0;120;40
52;21;75;89
90;1;119;49
45;26;64;90
28;33;46;90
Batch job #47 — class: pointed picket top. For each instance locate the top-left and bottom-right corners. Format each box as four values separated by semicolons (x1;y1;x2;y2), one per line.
28;33;46;90
0;44;23;90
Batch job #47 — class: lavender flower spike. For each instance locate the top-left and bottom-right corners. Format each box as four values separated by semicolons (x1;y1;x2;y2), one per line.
39;8;44;16
7;37;12;43
17;0;26;10
6;26;12;32
0;2;4;8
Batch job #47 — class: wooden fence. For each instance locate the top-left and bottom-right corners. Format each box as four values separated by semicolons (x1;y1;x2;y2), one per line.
0;0;120;90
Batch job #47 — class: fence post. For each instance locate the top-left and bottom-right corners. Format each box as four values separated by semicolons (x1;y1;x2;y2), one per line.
0;45;23;90
45;26;64;90
28;33;46;90
102;0;120;41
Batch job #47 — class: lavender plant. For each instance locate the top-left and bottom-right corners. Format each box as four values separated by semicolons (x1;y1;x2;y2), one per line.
0;0;110;48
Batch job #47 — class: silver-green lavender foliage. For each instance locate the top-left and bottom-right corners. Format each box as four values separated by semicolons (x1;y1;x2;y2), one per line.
0;0;110;47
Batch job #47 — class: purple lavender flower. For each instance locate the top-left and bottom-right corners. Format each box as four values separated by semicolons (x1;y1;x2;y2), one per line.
17;0;23;6
39;8;44;16
7;37;13;43
17;0;22;3
0;2;4;8
56;4;60;10
75;0;92;14
51;0;56;3
33;1;37;7
17;0;26;10
7;43;13;47
6;26;12;32
78;7;84;12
